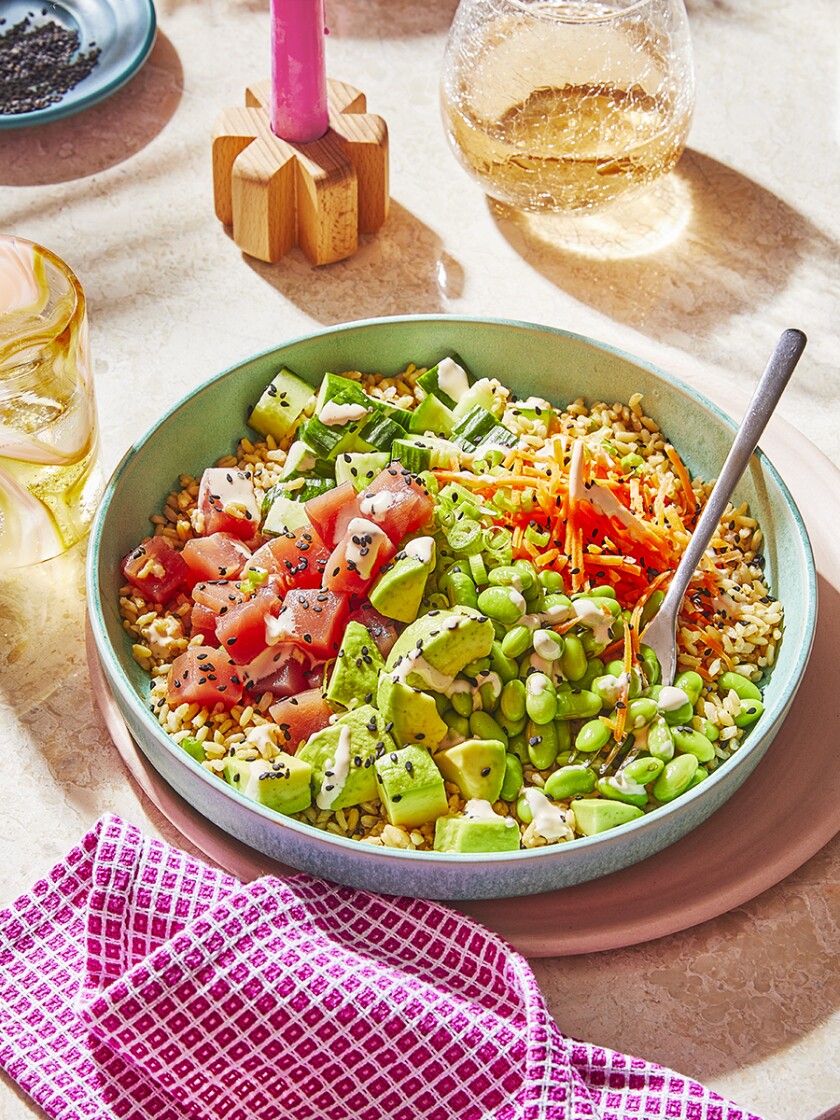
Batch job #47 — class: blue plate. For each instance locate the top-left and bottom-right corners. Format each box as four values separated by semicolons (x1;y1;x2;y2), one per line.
0;0;156;128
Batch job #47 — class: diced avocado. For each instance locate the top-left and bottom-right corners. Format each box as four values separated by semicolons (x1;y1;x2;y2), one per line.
376;672;448;749
334;451;390;492
374;744;448;828
224;753;312;815
249;368;313;441
435;738;506;802
179;736;205;762
408;393;457;437
572;799;645;836
325;622;385;710
369;554;431;624
385;607;495;689
452;377;496;419
298;704;395;810
261;491;311;537
434;809;520;853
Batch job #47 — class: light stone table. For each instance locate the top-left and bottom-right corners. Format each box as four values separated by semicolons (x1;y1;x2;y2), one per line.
1;1;839;1117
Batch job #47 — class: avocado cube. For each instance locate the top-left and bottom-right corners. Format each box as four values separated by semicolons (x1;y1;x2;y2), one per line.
572;799;644;836
435;738;506;802
325;622;385;711
434;813;520;853
369;554;431;624
298;704;395;810
385;607;494;687
374;745;448;828
376;672;447;749
224;753;312;815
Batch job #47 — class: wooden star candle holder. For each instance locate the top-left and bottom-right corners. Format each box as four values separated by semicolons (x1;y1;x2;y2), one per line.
212;78;389;267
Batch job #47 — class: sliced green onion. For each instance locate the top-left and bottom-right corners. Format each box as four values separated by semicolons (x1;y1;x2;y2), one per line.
468;551;489;585
446;519;483;555
524;522;551;548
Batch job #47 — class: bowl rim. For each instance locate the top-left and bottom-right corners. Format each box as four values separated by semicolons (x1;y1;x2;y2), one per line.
86;314;818;867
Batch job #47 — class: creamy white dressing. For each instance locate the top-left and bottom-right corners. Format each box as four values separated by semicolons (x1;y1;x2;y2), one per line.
316;725;352;809
524;789;574;842
573;598;614;648
391;649;456;692
344;516;390;580
436;356;469;402
464;799;517;827
319;400;369;426
609;770;647;797
506;587;527;613
359;489;397;520
542;600;574;624
532;628;561;661
243;724;280;756
527;673;551;696
404;536;435;566
657;685;691;712
201;467;260;523
568;439;586;503
583;480;649;543
594;672;624;707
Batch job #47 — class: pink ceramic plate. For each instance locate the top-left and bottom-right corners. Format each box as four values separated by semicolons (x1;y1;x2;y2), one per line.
87;378;840;957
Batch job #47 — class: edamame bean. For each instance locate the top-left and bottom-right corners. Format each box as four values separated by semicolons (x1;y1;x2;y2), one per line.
577;657;606;691
433;691;449;716
574;718;611;754
477;585;526;625
501;625;532;659
532;628;564;661
479;678;501;710
588;585;618;599
626;698;658;729
488;565;526;592
622;755;664;785
500;679;527;722
512;559;537;593
734;699;764;728
604;661;643;698
537;569;565;594
639;644;661;687
443;711;471;738
444;571;478;610
526;673;558;724
509;730;529;763
649;684;694;726
719;671;762;703
544;764;596;800
450;689;474;718
647;716;675;762
462;656;491;677
527;720;559;770
516;794;532;824
542;592;574;623
640;589;664;628
492;620;507;642
688;765;709;789
674;670;704;707
672;725;716;762
490;641;519;684
470;710;509;747
699;719;719;742
559;634;588;681
500;754;524;801
596;774;648;808
499;713;527;737
555;689;603;721
652;753;698;802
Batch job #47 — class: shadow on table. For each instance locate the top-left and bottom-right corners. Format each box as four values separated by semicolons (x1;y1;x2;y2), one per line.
0;32;183;188
243;199;464;320
490;149;840;351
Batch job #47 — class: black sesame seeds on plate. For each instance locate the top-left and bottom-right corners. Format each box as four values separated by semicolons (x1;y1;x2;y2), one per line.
0;14;101;115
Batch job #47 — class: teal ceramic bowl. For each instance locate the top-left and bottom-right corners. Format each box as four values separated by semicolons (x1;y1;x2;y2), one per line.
87;316;817;899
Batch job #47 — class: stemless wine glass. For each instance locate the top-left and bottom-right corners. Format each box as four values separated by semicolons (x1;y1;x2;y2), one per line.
0;235;103;569
440;0;695;213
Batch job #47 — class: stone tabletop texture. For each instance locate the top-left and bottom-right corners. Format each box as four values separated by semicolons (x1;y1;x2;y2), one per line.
1;1;839;1118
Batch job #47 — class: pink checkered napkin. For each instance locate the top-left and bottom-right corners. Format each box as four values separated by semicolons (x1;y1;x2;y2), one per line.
0;816;761;1120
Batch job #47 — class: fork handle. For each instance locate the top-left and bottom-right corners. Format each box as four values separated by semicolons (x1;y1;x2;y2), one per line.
657;328;807;619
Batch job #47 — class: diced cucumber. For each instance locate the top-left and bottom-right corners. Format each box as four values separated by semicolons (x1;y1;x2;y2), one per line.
392;436;460;472
315;373;368;412
452;377;496;420
357;412;405;452
417;355;470;410
279;440;334;481
451;405;518;450
409;392;457;437
295;476;336;502
335;452;389;491
262;492;312;536
248;368;313;441
373;399;414;430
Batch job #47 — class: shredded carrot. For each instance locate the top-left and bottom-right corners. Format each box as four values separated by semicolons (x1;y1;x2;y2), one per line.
666;444;697;519
534;548;559;569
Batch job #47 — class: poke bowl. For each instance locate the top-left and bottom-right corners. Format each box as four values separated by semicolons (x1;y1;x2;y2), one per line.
86;316;817;900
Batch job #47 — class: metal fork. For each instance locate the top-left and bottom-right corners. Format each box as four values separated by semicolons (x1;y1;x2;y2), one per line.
641;328;807;686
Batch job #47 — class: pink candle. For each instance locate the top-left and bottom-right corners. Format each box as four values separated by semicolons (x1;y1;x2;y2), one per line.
270;0;329;143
